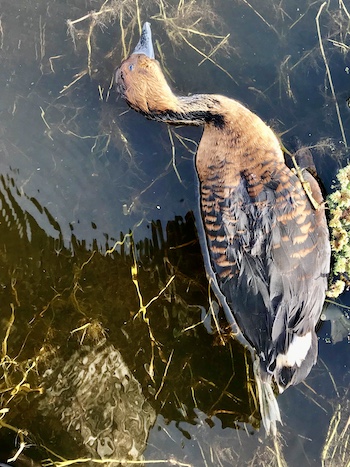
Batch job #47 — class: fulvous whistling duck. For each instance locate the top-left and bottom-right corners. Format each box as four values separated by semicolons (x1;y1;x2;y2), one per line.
115;23;331;435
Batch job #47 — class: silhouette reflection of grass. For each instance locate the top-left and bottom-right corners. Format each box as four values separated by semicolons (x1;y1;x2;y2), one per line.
321;391;350;467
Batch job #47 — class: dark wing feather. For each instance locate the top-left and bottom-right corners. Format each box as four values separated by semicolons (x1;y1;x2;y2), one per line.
201;164;330;387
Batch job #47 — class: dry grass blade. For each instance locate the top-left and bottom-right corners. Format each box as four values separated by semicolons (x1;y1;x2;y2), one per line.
172;131;198;155
178;31;236;82
133;270;176;321
289;1;320;30
135;0;142;34
298;381;328;414
131;239;175;380
208;279;225;345
52;458;193;466
181;304;211;333
155;348;174;399
198;33;230;66
316;2;347;147
281;144;321;210
1;305;15;359
321;397;350;467
0;17;4;49
339;0;350;20
325;299;350;311
119;8;127;59
240;0;279;36
59;70;88;94
105;232;133;255
328;39;350;53
7;432;27;462
41;437;194;467
152;0;234;79
155;40;174;82
167;127;183;184
248;433;287;467
175;25;228;40
320;357;340;398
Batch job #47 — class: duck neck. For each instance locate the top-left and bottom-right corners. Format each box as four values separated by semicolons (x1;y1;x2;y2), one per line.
142;94;226;128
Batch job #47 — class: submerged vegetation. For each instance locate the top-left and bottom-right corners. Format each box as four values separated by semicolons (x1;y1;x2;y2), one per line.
0;0;349;465
66;0;233;77
321;392;350;467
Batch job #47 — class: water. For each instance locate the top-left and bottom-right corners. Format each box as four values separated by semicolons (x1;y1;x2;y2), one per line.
0;0;349;466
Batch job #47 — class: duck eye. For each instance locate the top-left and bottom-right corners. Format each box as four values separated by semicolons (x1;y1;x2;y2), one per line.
128;64;134;71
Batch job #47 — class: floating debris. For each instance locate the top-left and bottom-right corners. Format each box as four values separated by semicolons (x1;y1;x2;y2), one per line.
321;303;350;344
39;340;156;463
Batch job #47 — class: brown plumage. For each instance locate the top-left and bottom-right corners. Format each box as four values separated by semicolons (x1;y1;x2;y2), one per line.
116;23;331;434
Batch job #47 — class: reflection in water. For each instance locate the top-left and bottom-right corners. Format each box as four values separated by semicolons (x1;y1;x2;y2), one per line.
321;392;350;466
321;303;350;344
39;341;156;463
0;170;256;464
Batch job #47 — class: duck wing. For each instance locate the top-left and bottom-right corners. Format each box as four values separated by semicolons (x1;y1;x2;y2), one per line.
201;164;330;386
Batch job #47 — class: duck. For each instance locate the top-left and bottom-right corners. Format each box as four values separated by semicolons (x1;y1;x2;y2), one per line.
115;22;331;435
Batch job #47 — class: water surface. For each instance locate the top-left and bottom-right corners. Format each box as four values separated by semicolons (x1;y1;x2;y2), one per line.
0;1;349;466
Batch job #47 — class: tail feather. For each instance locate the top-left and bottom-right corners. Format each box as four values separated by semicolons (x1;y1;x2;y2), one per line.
253;358;281;436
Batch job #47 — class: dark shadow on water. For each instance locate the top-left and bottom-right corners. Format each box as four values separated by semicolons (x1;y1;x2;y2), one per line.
0;171;258;464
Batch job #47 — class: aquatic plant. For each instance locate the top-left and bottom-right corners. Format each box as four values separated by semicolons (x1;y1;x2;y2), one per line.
327;164;350;298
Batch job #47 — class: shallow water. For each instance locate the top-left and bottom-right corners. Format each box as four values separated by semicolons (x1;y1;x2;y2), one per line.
0;0;349;466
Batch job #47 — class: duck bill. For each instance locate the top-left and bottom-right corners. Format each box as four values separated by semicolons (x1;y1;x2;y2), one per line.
132;22;155;59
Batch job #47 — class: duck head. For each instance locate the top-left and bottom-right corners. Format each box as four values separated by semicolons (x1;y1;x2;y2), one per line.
115;23;178;115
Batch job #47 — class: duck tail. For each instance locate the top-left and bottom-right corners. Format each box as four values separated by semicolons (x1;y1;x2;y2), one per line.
253;358;282;436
